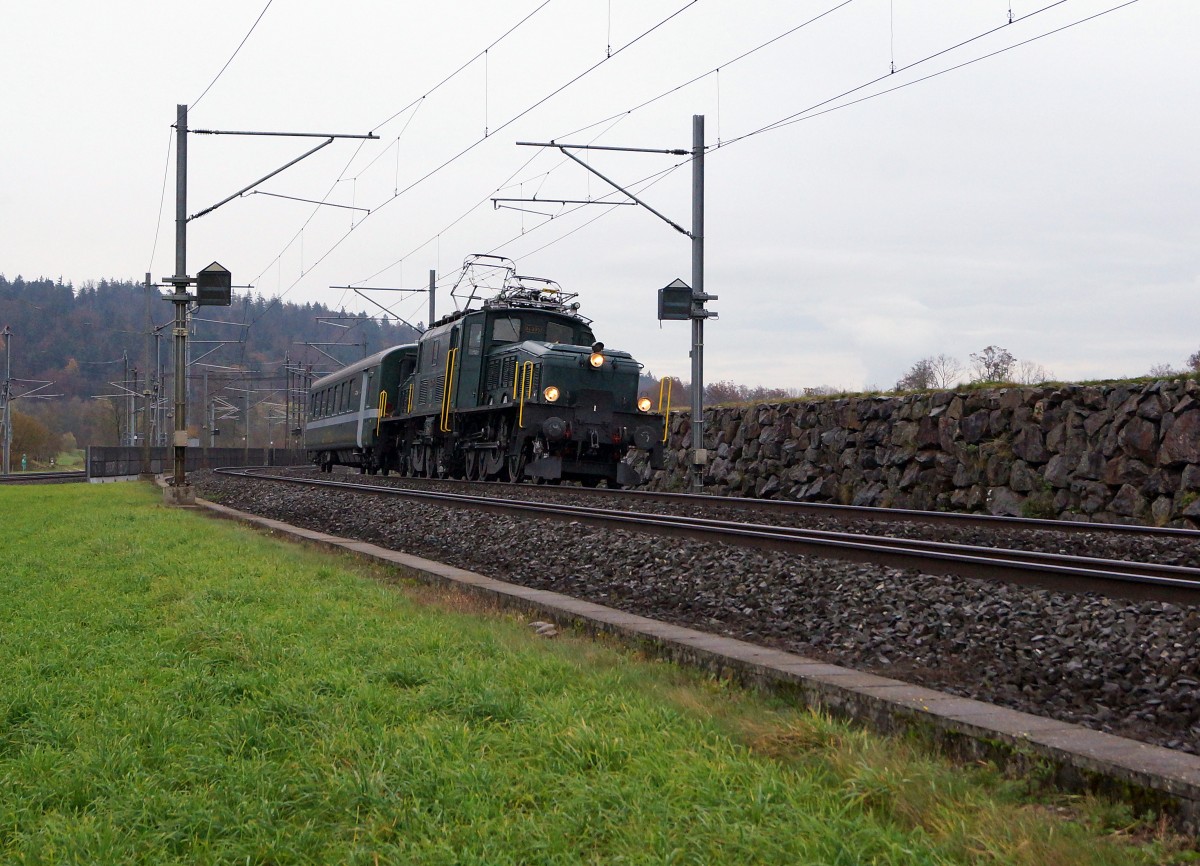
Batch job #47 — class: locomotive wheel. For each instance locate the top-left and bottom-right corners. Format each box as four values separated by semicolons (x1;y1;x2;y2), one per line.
506;449;527;483
409;444;425;477
482;448;504;479
484;416;512;480
464;450;482;481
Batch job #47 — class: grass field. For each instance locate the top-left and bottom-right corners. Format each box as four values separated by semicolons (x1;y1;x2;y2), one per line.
0;483;1191;864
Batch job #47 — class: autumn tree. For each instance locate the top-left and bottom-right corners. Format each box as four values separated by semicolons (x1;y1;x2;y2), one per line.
895;359;934;391
1015;360;1054;385
10;410;55;462
969;346;1016;383
895;354;963;391
704;379;744;404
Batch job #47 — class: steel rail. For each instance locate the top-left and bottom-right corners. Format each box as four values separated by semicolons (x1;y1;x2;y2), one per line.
298;469;1200;540
610;488;1200;539
217;468;1200;605
0;470;86;484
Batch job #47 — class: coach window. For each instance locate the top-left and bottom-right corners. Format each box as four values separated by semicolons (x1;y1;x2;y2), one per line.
492;317;520;344
467;323;483;356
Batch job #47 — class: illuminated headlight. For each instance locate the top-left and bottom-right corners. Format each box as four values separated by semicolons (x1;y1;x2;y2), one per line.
543;385;560;402
637;397;652;412
588;352;605;368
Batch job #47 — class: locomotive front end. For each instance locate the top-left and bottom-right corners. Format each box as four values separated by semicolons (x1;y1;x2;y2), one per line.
514;340;664;486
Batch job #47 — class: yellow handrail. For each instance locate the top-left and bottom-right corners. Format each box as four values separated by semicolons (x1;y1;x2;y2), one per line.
439;348;459;432
406;383;414;413
658;378;673;443
375;390;387;436
516;360;534;428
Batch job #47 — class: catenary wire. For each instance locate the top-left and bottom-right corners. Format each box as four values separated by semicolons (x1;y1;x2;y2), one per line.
725;0;1142;144
353;0;861;286
249;0;1113;347
719;0;1076;147
146;128;175;277
190;0;275;111
245;0;702;328
355;113;631;287
507;2;1141;291
412;0;1134;298
244;0;562;315
369;0;555;132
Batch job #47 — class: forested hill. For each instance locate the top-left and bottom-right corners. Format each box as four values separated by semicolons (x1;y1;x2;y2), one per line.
0;274;419;400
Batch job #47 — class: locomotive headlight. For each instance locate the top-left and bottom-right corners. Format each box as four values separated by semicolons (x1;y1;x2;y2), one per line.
588;352;605;368
543;385;560;402
637;397;652;412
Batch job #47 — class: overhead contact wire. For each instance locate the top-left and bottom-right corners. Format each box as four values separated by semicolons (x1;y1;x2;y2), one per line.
246;0;559;325
250;0;703;323
721;0;1075;147
744;0;1143;140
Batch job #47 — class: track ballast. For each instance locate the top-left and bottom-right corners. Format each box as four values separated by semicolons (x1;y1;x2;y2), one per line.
195;467;1200;755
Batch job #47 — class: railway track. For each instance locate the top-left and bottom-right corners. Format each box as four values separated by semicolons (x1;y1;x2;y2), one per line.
314;469;1200;538
0;470;86;485
217;467;1200;605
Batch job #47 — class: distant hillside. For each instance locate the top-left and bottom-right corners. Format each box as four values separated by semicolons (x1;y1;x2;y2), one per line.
0;274;418;446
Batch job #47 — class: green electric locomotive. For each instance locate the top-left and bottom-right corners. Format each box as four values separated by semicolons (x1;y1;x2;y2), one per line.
305;256;666;486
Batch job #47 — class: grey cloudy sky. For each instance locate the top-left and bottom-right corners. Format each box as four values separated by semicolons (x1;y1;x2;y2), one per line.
3;0;1197;390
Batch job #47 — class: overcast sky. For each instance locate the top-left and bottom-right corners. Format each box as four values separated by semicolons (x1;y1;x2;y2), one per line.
3;0;1197;390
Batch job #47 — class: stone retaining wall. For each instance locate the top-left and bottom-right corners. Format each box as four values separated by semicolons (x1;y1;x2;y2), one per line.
649;378;1200;526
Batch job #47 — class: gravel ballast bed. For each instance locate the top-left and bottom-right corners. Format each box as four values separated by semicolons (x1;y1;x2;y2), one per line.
193;470;1200;755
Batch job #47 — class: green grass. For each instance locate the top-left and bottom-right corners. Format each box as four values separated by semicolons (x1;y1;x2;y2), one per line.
53;448;85;470
0;484;1191;865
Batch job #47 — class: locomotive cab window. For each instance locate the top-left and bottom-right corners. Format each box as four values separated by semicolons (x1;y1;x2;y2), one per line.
492;317;520;344
467;323;483;356
546;321;574;345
